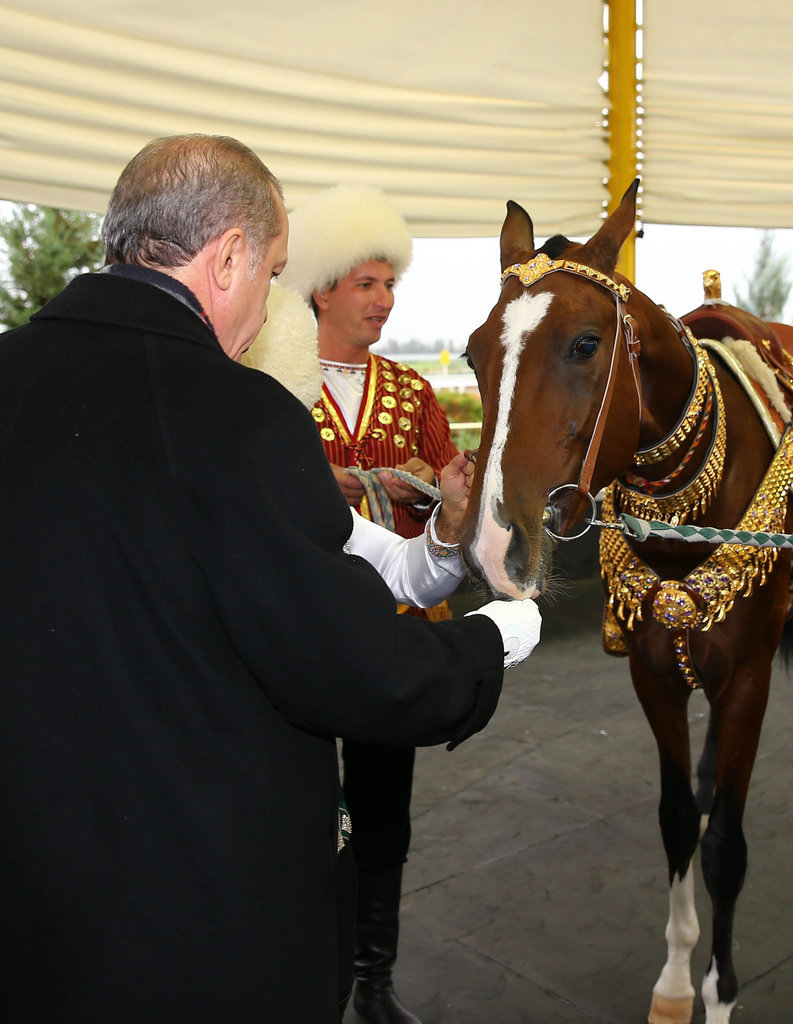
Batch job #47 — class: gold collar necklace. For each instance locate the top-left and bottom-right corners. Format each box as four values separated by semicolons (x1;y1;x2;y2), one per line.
616;351;727;525
633;328;709;467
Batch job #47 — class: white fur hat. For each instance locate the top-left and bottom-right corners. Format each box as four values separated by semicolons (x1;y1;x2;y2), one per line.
279;184;413;303
242;282;322;410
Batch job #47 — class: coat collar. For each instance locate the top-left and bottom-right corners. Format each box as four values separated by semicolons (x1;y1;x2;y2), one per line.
31;272;222;354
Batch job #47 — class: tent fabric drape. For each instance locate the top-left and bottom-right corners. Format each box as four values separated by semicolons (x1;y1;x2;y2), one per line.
0;1;608;237
1;1;792;235
642;0;793;229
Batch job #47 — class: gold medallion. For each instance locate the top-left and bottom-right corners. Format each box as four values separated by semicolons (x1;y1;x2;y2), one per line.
394;434;406;447
311;408;326;422
399;417;412;431
651;584;700;630
320;427;336;442
378;412;393;425
382;395;397;409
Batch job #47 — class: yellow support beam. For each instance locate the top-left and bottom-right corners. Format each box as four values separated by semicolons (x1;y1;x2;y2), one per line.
607;0;638;280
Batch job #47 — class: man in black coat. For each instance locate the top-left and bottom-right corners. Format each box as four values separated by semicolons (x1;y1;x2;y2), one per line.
0;134;541;1024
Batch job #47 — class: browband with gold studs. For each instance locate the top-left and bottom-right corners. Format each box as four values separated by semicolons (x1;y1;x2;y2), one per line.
501;252;632;304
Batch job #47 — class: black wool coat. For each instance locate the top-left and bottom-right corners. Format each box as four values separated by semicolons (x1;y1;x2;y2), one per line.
0;274;504;1024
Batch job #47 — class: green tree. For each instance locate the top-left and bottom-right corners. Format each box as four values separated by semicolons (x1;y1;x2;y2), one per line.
733;229;792;321
0;203;104;330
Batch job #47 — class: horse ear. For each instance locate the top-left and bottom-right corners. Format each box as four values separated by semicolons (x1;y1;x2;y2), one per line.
499;200;535;271
583;178;640;272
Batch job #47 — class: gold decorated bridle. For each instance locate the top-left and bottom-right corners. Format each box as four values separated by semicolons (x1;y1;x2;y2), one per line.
500;252;642;533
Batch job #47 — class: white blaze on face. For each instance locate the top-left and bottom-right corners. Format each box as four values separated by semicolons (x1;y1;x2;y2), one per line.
472;291;552;598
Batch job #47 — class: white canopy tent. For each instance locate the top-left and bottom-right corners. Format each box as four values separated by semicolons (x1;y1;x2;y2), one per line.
1;1;792;237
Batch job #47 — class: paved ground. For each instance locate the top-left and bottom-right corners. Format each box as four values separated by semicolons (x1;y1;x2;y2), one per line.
344;570;793;1024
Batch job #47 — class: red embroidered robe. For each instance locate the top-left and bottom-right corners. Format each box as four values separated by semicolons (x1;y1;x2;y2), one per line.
312;354;458;617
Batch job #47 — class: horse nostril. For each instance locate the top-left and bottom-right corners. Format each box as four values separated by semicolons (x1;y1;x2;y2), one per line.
505;521;531;583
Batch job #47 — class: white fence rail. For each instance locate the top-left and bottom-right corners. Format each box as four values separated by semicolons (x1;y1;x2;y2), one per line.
424;372;478;393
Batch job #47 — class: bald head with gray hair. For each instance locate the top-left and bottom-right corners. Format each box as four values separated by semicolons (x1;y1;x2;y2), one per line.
102;134;284;274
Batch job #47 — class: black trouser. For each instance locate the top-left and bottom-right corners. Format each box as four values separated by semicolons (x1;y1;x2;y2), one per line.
337;841;357;1020
342;740;416;871
337;742;415;1018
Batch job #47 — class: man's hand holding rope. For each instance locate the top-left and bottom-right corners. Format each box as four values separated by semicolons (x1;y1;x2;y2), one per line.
375;457;436;505
433;451;476;545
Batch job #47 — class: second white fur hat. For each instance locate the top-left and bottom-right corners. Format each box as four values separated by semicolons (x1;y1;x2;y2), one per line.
242;282;322;410
279;184;413;303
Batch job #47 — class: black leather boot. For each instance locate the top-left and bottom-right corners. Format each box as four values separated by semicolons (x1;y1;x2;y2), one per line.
352;866;422;1024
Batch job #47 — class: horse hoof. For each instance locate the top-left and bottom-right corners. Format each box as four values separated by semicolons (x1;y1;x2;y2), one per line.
648;992;694;1024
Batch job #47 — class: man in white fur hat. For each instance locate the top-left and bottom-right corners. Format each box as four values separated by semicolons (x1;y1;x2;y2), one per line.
279;184;459;1024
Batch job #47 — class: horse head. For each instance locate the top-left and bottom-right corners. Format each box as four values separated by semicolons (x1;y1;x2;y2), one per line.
461;181;644;599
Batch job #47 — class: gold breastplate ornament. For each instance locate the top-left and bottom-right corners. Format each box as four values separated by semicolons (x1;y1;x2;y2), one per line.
599;334;793;686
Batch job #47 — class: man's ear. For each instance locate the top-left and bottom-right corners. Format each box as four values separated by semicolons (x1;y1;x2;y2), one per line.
313;285;331;312
211;227;247;291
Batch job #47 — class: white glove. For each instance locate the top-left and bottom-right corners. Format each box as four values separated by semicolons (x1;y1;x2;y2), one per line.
466;598;542;669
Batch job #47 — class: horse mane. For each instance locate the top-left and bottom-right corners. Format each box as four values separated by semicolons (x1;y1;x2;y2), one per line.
538;234;572;259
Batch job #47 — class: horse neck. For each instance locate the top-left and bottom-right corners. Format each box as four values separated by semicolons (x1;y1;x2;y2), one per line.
633;299;698;453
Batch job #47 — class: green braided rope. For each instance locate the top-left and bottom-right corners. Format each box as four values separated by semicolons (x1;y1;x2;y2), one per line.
344;467;441;531
619;513;793;549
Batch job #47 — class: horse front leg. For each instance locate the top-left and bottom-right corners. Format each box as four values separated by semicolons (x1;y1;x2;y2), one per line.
695;709;717;820
698;662;770;1024
630;658;702;1024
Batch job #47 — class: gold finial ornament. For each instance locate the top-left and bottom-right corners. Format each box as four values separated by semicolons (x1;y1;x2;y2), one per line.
703;269;722;301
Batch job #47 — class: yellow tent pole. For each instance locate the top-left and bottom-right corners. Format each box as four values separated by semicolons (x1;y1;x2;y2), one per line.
607;0;638;280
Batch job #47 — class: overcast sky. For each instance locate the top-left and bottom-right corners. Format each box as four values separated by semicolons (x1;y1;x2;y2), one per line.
381;224;793;352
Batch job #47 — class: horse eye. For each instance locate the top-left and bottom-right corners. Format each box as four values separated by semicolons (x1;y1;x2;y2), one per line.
572;334;600;358
461;351;476;372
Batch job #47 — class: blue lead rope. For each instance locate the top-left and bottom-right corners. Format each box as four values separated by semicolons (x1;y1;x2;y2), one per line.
618;513;793;550
345;472;793;550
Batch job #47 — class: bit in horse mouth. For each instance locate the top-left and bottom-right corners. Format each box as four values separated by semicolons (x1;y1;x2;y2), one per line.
542;486;599;543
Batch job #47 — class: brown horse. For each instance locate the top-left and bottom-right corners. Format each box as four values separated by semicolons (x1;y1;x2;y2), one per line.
460;180;793;1024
